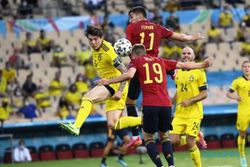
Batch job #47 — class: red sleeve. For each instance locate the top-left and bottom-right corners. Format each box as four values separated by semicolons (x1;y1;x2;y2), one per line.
163;59;177;71
126;24;133;41
159;24;173;38
128;57;139;69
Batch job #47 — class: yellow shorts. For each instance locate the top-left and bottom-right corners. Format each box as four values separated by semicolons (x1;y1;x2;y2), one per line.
170;117;202;137
236;114;250;131
105;82;128;112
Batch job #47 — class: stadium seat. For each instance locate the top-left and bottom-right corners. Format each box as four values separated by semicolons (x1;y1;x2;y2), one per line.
205;135;221;149
3;147;12;163
27;146;40;161
89;142;104;157
39;145;56;161
55;144;73;160
72;143;89;158
221;133;236;148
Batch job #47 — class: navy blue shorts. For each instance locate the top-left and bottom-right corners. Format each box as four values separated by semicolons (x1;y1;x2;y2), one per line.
128;75;141;100
142;106;173;134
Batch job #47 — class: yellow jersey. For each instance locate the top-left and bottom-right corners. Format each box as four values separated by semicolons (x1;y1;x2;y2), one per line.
208;29;221;38
92;40;122;79
34;92;51;108
75;81;89;94
49;80;65;96
37;37;50;46
2;68;16;82
65;91;81;105
0;76;7;94
230;76;250;116
0;106;12;120
219;12;233;27
174;69;207;119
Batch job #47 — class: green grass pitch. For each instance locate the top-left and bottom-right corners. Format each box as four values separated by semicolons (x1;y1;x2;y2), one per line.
2;148;249;167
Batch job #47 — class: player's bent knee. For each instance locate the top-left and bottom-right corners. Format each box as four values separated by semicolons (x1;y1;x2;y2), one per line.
107;122;115;129
81;96;93;103
126;97;137;105
159;132;170;143
143;132;154;141
170;135;180;145
239;131;247;138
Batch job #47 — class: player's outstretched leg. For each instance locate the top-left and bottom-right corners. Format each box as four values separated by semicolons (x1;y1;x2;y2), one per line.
187;136;202;167
101;128;115;167
116;129;130;167
160;134;174;167
115;116;142;149
238;131;247;167
60;97;93;135
145;135;163;167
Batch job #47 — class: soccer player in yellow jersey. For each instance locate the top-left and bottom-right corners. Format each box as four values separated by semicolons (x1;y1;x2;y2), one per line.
227;60;250;167
60;26;129;138
170;47;208;167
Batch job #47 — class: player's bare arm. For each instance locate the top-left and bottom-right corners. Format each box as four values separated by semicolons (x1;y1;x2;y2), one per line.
171;92;177;105
179;90;207;107
226;90;241;102
96;68;136;86
171;32;204;42
176;58;213;69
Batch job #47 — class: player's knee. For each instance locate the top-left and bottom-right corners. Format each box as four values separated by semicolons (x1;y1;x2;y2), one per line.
126;97;137;105
107;122;115;129
159;132;170;143
81;96;93;104
169;135;180;145
144;132;154;141
239;131;247;138
107;128;115;142
186;136;196;149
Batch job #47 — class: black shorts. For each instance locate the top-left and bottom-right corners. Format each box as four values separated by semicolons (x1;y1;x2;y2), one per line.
128;75;141;100
104;85;115;96
142;106;172;134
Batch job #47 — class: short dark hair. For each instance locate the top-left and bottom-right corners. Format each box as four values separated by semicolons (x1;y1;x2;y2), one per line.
131;44;146;55
242;60;250;66
128;6;147;18
85;25;103;38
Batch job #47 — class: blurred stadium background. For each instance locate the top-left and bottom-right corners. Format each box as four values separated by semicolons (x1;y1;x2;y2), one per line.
0;0;250;166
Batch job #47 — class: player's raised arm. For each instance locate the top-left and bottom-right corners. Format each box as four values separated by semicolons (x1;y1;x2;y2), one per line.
176;58;213;70
96;67;137;86
171;32;204;42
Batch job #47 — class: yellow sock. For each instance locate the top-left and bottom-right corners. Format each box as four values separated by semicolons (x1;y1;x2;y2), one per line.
73;97;93;129
189;145;202;167
180;136;187;145
115;116;142;130
237;135;246;157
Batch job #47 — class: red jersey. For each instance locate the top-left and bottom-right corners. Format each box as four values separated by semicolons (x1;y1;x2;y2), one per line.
126;20;173;56
129;55;177;106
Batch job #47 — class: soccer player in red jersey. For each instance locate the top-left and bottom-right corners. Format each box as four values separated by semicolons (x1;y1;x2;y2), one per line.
96;44;212;167
125;6;205;148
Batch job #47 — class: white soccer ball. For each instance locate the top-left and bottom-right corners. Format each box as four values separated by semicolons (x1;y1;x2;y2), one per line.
114;38;132;57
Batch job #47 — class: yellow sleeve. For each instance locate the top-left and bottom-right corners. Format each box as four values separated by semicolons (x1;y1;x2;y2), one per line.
198;70;207;88
105;42;121;67
231;79;238;91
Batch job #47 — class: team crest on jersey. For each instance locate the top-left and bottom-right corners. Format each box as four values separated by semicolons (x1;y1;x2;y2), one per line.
93;59;98;67
98;54;102;61
189;75;194;82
